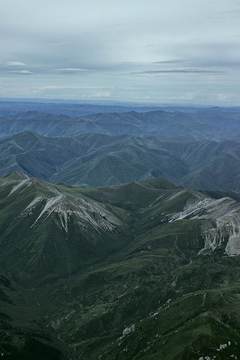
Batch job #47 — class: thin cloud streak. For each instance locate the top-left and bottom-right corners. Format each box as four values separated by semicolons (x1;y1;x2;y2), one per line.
6;61;26;67
132;69;226;75
56;68;90;73
8;70;32;75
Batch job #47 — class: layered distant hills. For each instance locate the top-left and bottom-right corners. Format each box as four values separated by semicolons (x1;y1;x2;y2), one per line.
1;103;240;193
1;107;240;139
2;102;240;359
1;131;240;192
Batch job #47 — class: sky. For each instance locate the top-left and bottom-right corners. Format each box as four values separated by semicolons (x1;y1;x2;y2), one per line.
0;0;240;105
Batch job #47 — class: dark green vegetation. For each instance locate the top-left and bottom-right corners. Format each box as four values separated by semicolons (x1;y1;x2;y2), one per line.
0;275;68;359
1;173;240;359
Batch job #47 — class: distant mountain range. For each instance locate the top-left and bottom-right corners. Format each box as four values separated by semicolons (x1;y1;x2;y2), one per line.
0;100;159;117
1;173;240;359
1;131;240;192
1;107;240;140
2;103;240;359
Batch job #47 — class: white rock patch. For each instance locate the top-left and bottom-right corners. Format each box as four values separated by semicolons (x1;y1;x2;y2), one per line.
169;196;240;256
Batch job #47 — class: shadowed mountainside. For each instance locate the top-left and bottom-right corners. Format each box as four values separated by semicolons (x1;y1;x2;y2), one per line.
2;174;240;358
1;132;240;192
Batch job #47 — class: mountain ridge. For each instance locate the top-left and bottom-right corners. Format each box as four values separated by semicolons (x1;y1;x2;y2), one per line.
1;107;240;139
2;131;240;193
2;174;240;358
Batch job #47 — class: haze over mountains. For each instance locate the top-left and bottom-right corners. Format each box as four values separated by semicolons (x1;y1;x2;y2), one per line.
1;106;240;140
2;101;240;359
1;102;240;192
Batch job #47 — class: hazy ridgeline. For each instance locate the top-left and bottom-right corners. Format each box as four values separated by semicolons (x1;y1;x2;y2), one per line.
1;102;240;359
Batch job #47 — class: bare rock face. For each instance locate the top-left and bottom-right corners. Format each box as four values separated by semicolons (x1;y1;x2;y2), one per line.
0;173;127;277
169;194;240;255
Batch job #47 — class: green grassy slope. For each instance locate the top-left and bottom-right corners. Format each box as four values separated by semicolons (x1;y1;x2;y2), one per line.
1;174;240;359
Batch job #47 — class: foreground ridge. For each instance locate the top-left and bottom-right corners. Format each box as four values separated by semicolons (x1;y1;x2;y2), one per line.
1;174;240;359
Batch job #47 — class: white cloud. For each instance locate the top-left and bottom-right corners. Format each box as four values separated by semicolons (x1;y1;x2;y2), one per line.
56;68;89;73
9;70;32;74
6;61;26;67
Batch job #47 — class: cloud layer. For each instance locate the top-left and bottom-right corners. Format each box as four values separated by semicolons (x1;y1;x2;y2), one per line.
0;0;240;104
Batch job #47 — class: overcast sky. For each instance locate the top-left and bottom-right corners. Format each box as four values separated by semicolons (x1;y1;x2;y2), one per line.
0;0;240;104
